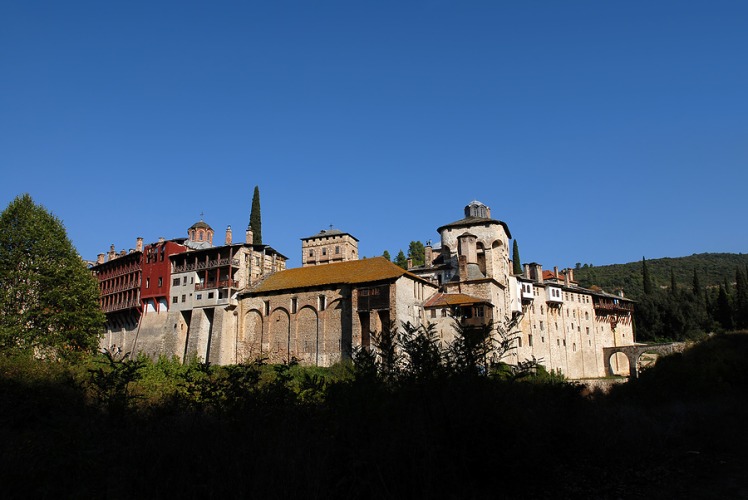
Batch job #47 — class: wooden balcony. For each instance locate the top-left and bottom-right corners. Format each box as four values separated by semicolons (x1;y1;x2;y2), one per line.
195;279;240;291
174;258;240;273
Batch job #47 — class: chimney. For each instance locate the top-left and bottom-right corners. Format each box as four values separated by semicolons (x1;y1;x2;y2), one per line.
425;243;433;267
246;228;254;245
225;225;233;245
97;253;105;265
523;263;530;279
564;270;571;287
158;236;165;244
617;290;625;298
534;264;544;284
554;266;559;279
407;258;413;269
568;268;575;283
136;237;143;252
459;255;468;282
108;244;116;261
486;206;491;218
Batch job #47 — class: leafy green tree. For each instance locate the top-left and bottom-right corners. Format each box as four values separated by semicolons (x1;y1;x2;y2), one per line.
382;250;391;262
0;194;104;355
407;241;425;267
512;240;522;275
249;185;262;245
394;250;408;269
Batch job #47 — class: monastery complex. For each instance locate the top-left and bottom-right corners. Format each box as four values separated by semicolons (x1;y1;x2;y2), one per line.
91;200;636;379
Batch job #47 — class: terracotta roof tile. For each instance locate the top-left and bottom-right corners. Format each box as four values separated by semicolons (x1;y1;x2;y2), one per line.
423;292;489;308
246;257;418;294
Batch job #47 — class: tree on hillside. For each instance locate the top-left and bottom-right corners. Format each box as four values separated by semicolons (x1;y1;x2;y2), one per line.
642;257;653;295
735;267;748;328
716;285;733;330
512;240;522;275
382;250;391;262
394;250;408;269
0;194;104;355
408;241;425;267
249;186;262;245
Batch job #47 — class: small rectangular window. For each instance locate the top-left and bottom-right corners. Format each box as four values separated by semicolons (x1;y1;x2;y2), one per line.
173;278;180;286
291;298;298;314
319;295;326;311
322;248;327;256
158;277;163;287
430;309;436;318
335;246;340;254
146;278;150;289
196;294;202;300
208;292;214;299
181;295;186;303
529;334;533;347
172;296;178;304
265;300;270;315
183;277;187;285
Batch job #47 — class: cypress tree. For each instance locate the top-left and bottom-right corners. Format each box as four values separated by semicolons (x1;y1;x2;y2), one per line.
716;285;733;330
382;250;391;262
249;186;262;245
642;257;653;295
692;268;702;298
670;268;678;295
512;240;522;275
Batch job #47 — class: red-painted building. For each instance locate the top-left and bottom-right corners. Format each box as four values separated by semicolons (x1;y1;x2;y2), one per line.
140;239;187;314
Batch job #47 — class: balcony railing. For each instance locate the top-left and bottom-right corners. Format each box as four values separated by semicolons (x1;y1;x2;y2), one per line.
102;298;141;313
195;279;240;291
594;301;634;313
173;258;240;274
100;281;141;295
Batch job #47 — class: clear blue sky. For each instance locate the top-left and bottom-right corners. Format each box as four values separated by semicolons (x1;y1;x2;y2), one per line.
2;1;746;269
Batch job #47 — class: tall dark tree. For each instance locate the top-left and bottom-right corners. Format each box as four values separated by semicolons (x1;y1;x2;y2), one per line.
382;250;391;262
0;194;104;355
735;267;748;328
670;268;678;295
642;257;653;295
394;250;408;269
692;268;702;298
249;185;262;245
512;240;522;275
407;241;425;267
716;285;733;330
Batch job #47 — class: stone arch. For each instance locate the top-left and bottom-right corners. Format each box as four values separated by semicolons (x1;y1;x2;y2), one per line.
608;351;631;376
268;307;291;363
296;306;319;365
323;299;345;363
239;309;263;362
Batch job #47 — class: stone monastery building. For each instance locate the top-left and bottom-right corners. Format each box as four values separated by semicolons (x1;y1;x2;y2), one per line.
91;201;636;379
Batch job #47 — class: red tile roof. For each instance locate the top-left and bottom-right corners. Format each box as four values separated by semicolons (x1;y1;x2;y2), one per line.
423;292;489;308
247;257;423;294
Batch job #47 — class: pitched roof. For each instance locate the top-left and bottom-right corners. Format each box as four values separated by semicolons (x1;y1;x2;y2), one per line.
301;228;359;241
245;257;420;294
437;217;512;238
423;292;490;308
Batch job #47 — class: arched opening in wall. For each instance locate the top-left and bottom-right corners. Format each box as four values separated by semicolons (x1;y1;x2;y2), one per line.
240;309;263;362
297;306;319;365
637;351;659;372
476;242;486;276
326;299;344;360
269;308;290;364
609;352;630;376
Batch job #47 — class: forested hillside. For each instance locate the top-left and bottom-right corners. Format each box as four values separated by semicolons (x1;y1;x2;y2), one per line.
573;253;748;299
